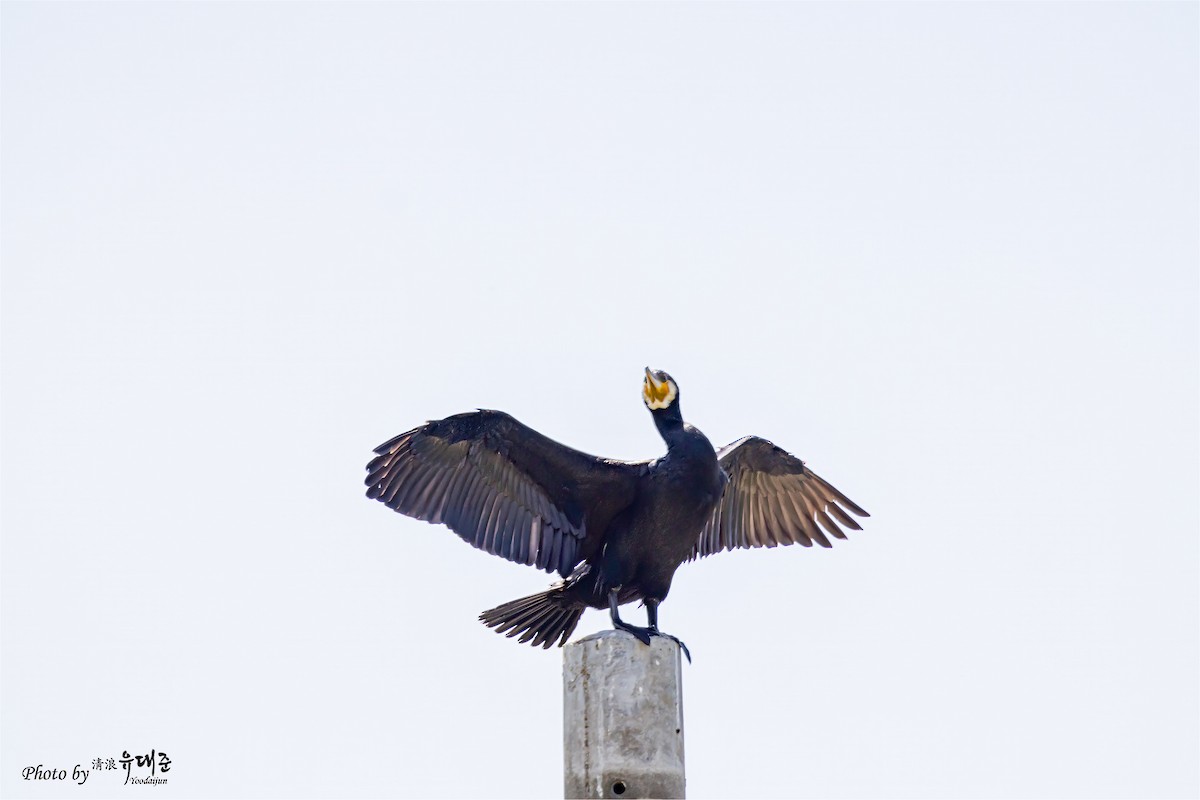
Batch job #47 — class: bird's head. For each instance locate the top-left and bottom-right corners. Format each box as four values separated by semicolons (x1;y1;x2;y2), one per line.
642;367;679;411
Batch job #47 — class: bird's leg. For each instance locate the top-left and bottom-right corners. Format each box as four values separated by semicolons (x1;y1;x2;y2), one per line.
608;587;652;646
645;599;691;663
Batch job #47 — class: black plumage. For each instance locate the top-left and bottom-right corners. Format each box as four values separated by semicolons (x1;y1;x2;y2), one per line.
365;368;869;658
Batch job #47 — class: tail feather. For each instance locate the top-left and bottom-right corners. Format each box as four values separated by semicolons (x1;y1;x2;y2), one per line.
530;610;570;648
495;600;549;636
480;587;584;649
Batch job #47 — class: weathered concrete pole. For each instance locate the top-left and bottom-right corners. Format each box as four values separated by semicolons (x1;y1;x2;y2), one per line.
563;630;686;799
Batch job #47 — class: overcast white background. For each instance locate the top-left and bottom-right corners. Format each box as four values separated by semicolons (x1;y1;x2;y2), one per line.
3;3;1197;798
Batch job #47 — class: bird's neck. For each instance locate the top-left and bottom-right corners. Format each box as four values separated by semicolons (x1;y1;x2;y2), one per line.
653;406;689;449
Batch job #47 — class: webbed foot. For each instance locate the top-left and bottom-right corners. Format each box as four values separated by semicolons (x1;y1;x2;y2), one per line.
612;618;653;646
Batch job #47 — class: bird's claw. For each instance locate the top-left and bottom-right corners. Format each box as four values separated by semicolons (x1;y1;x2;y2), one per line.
620;625;693;663
652;631;692;663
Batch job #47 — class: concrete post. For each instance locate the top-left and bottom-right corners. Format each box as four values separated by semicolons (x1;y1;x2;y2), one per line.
563;630;686;799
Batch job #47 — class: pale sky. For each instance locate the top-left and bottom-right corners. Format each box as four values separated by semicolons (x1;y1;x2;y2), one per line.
3;3;1197;799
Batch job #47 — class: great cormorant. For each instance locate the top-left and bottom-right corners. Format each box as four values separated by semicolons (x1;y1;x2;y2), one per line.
365;368;869;659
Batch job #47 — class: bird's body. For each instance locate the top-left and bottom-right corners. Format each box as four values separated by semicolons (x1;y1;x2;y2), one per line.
599;421;725;605
365;369;868;657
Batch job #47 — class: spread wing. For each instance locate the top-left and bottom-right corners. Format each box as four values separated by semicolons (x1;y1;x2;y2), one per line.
693;436;870;559
366;410;640;577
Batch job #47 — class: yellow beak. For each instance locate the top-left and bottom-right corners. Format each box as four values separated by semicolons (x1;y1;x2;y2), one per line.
643;367;670;403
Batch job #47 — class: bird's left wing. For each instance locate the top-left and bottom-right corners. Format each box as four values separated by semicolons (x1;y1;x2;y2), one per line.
366;410;640;577
692;436;870;559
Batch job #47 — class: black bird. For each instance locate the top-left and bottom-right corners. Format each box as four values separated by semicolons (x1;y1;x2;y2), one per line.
365;368;869;659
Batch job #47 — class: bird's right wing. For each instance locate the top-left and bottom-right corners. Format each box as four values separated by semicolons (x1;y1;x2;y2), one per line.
692;436;869;559
366;410;640;577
